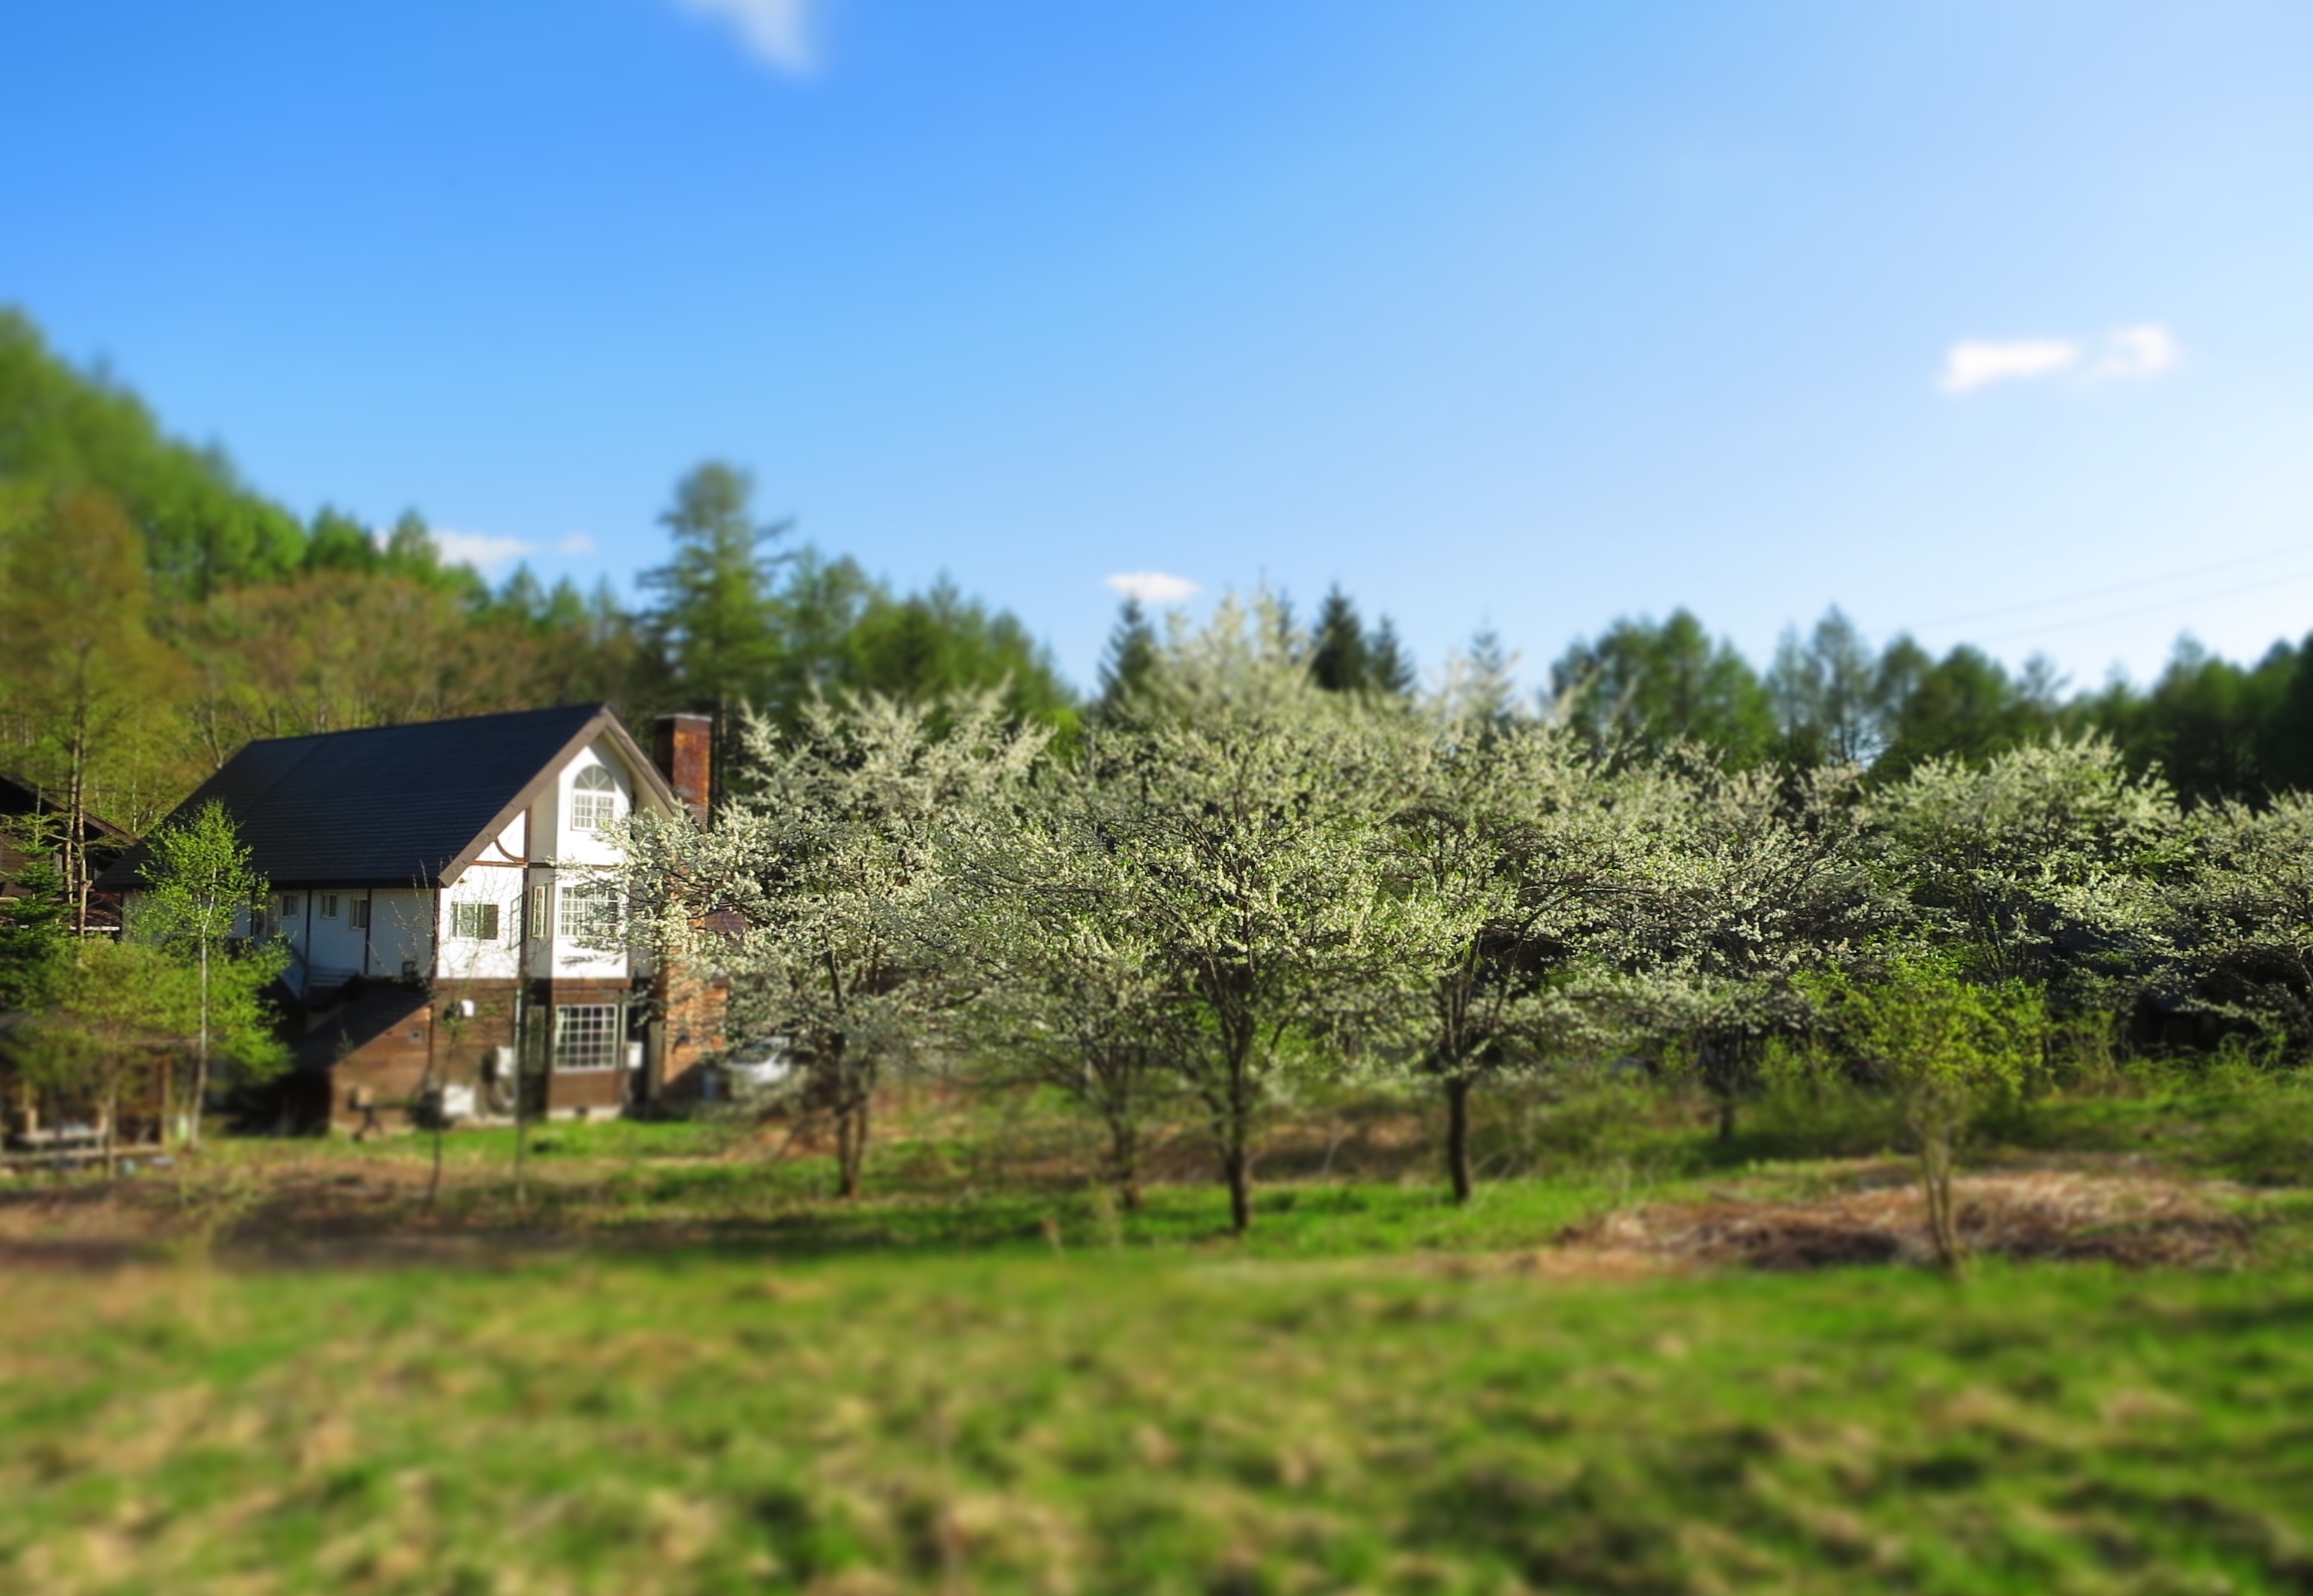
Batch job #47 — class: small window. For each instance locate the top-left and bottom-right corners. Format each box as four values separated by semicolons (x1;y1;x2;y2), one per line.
348;898;371;931
553;1004;624;1072
557;878;619;944
571;765;620;834
278;893;301;918
318;893;340;919
451;902;501;941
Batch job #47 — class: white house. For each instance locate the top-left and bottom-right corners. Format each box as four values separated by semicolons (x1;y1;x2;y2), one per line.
99;704;716;1129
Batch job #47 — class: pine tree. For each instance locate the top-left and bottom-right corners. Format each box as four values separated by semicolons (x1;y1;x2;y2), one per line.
1096;599;1160;716
0;819;71;1014
639;462;793;792
1308;586;1373;693
1368;615;1417;698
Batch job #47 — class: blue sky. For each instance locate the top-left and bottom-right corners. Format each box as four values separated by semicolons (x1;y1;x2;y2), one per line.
8;1;2313;694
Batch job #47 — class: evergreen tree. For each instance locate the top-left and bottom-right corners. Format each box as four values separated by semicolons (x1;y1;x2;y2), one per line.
0;819;71;1014
1096;598;1160;715
640;461;792;783
1368;615;1417;698
1308;585;1373;693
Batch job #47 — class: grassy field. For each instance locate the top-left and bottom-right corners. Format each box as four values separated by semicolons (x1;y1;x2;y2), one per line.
3;1072;2311;1593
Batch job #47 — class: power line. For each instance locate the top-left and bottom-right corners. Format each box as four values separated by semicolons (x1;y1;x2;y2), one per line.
1918;542;2309;632
1975;567;2313;647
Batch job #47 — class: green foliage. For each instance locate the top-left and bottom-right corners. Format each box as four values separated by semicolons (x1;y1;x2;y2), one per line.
1552;608;1776;766
1094;597;1160;717
638;460;792;725
1812;955;2048;1268
0;307;306;597
133;800;286;1123
0;820;71;1012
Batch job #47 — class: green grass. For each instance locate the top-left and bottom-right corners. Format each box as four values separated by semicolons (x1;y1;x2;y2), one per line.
3;1071;2310;1592
5;1250;2311;1593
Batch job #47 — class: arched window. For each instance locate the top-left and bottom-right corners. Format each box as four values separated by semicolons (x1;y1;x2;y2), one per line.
571;765;620;833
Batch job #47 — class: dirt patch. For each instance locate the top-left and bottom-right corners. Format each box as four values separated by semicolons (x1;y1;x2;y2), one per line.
1558;1171;2254;1270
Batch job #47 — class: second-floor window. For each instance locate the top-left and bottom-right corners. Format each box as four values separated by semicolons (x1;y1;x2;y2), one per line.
557;878;620;945
571;765;620;833
451;902;501;941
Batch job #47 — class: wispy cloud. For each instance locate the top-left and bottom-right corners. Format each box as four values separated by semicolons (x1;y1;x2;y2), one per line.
1938;338;2081;394
669;0;815;74
1105;571;1200;605
2098;323;2179;380
1938;324;2181;396
556;533;598;556
433;530;538;575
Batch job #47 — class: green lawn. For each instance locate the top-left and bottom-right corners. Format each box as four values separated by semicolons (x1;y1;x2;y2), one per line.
6;1248;2311;1593
3;1075;2311;1593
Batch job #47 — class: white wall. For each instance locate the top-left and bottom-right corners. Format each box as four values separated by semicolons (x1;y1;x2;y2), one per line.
534;735;644;979
366;889;435;980
304;889;369;986
436;865;526;982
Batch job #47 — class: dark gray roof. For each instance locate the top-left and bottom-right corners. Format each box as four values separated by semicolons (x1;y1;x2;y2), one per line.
96;704;670;892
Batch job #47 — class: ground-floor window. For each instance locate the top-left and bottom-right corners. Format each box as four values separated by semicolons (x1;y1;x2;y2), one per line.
553;1004;624;1072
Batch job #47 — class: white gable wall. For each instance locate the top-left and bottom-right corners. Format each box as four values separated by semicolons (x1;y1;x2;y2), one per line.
531;735;644;980
437;867;526;982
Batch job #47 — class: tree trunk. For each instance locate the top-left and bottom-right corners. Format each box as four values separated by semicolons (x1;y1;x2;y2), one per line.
1108;1116;1143;1213
1445;1075;1476;1205
1715;1090;1738;1145
1920;1133;1964;1277
834;1096;869;1201
1223;1139;1252;1235
188;937;210;1151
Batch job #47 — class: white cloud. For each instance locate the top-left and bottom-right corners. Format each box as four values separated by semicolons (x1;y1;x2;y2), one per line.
556;533;597;556
1938;338;2081;394
1104;571;1200;605
2098;323;2179;379
670;0;815;74
1938;323;2182;396
433;530;539;575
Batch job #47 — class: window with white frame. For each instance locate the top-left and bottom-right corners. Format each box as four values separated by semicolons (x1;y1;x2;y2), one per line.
553;1004;623;1072
556;877;619;945
451;901;501;941
570;765;620;833
348;897;370;931
318;893;340;919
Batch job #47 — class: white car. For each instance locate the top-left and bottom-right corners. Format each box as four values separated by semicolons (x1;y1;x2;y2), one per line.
715;1036;796;1103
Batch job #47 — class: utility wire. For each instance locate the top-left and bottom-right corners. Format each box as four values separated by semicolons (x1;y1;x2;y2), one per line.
1975;567;2313;647
1918;542;2308;631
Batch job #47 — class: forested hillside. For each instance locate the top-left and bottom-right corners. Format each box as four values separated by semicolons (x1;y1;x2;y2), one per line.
8;298;2313;856
0;309;1075;841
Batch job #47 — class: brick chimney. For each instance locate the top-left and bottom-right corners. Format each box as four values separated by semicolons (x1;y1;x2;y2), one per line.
653;713;713;827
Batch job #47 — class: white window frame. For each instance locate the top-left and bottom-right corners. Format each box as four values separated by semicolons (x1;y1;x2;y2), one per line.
318;893;340;919
556;877;619;945
570;765;620;834
451;901;501;941
348;897;371;931
553;1004;624;1073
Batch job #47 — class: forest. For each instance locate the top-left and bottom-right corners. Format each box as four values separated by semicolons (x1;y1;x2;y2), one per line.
7;299;2313;862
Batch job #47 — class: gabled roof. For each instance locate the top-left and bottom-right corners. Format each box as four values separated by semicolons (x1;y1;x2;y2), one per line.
0;770;137;848
95;704;680;892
